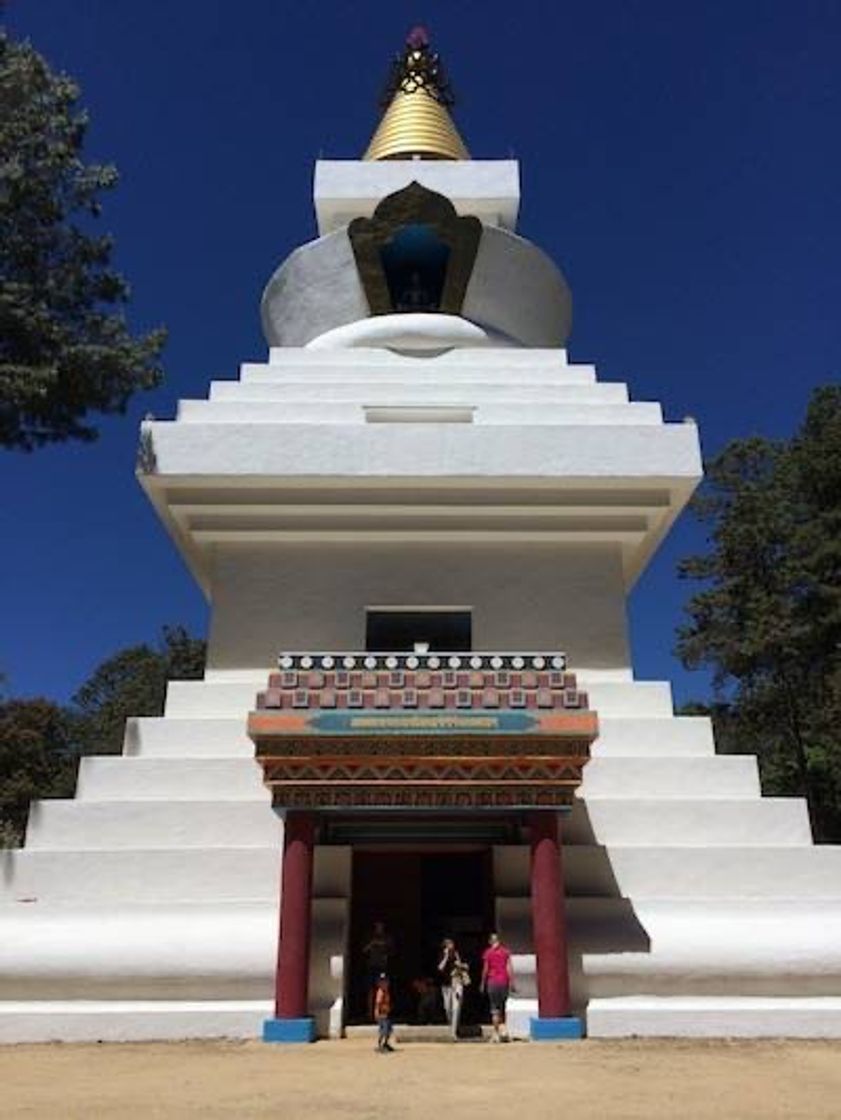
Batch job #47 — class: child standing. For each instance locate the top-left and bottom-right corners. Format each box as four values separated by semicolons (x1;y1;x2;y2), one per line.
373;973;395;1052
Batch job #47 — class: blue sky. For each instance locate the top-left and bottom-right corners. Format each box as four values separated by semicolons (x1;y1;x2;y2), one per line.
2;0;839;705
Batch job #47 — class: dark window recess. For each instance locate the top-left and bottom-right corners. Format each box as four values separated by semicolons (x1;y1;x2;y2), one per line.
380;223;451;312
365;610;472;652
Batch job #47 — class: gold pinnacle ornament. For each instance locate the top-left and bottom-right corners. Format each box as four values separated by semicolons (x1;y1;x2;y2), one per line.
364;26;469;161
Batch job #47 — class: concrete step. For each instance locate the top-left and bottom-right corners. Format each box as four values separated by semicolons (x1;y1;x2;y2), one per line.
564;845;841;899
263;347;580;368
567;797;811;846
164;680;263;718
162;678;677;720
584;681;674;718
28;790;806;852
212;379;628;402
73;754;758;802
0;1000;272;1044
0;847;279;904
1;844;351;906
184;398;658;425
125;713;716;761
124;717;254;758
25;800;281;850
6;841;839;907
256;350;597;380
149;417;698;483
125;713;715;761
586;996;841;1038
345;1024;489;1042
579;756;760;798
75;756;269;802
592;716;714;756
495;844;841;899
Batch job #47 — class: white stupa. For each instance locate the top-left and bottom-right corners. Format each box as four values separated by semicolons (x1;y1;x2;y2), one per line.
2;29;840;1043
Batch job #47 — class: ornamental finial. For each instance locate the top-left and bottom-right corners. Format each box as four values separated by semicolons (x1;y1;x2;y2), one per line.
363;28;469;161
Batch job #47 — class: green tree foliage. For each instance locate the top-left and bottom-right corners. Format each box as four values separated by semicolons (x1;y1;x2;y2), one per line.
0;697;77;846
0;32;165;451
72;625;206;756
677;386;841;841
0;626;205;845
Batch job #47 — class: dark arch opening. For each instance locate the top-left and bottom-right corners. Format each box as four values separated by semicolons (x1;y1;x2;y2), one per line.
349;181;482;317
380;223;451;312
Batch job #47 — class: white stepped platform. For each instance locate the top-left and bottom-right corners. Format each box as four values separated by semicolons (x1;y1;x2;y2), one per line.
580;756;760;798
260;347;595;376
565;846;841;899
210;380;630;402
0;1000;273;1044
584;681;674;717
148;421;699;483
6;842;841;907
28;795;807;852
1;846;350;907
586;997;841;1038
123;713;717;759
71;754;758;802
593;716;715;756
165;680;262;718
495;896;841;1037
0;902;276;999
501;896;841;984
161;677;677;719
75;757;268;801
1;848;279;904
567;798;811;846
25;800;280;850
124;717;255;757
264;345;584;364
181;400;661;426
495;844;841;899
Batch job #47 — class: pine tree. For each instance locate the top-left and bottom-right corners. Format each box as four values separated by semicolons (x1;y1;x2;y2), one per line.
0;32;165;450
677;386;841;840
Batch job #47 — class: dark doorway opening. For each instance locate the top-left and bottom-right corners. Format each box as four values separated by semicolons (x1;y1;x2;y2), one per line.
365;609;472;653
347;848;493;1026
380;222;451;312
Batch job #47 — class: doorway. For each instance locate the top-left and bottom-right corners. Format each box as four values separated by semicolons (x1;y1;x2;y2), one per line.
347;848;493;1025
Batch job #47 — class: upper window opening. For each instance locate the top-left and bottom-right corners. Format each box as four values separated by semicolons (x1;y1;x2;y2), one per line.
365;609;472;652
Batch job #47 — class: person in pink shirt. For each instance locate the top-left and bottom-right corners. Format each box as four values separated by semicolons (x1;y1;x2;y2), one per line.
481;931;514;1042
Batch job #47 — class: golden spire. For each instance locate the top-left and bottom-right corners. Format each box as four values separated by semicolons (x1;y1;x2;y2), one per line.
364;27;469;162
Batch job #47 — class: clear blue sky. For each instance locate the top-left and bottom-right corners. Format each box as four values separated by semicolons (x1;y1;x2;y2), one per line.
2;0;839;705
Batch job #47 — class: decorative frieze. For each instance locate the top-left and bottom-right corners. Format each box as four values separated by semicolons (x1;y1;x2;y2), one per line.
249;651;595;811
277;651;567;672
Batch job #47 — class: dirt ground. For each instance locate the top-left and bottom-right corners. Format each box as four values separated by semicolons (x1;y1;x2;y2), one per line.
2;1037;840;1120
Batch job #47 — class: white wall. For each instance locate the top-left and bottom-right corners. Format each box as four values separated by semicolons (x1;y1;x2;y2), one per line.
206;541;631;674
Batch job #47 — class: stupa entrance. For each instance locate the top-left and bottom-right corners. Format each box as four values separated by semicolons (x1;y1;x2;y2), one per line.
248;649;597;1041
346;846;494;1025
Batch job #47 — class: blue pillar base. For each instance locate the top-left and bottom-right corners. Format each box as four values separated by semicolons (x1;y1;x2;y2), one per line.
262;1017;316;1043
530;1016;584;1041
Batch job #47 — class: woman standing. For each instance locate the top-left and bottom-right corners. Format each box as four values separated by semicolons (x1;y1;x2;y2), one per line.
438;938;469;1040
481;931;514;1042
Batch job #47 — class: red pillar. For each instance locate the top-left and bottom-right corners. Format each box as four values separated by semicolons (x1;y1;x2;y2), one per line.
274;811;316;1019
528;811;571;1018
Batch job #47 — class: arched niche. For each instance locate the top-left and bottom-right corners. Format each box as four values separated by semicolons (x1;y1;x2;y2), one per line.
348;181;482;316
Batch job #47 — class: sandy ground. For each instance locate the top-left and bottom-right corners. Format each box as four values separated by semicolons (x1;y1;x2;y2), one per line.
2;1037;840;1119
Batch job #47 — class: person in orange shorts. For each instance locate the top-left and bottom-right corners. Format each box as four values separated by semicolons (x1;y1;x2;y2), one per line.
373;973;395;1053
